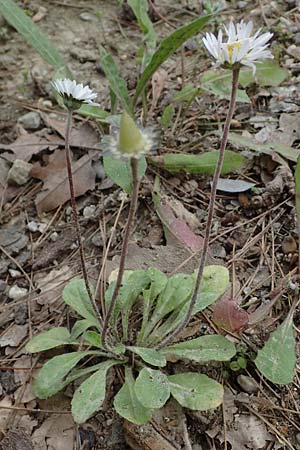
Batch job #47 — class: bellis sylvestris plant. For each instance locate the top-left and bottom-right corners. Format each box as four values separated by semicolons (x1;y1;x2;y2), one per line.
25;16;294;428
202;20;273;73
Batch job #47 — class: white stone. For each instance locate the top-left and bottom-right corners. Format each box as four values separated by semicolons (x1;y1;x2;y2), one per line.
8;269;21;278
7;159;32;185
18;111;41;130
50;232;59;242
83;205;96;219
27;221;39;232
8;285;28;300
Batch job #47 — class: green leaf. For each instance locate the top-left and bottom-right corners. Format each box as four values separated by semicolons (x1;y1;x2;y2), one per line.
83;331;102;348
150;266;229;343
171;84;200;103
147;267;168;302
134;368;170;409
63;279;100;329
106;270;151;339
143;273;193;342
103;155;147;194
137;268;168;345
26;327;71;353
72;360;119;423
201;71;250;103
0;0;70;74
133;14;212;103
160;335;236;362
239;59;288;88
128;346;166;367
128;0;156;63
78;104;109;121
70;319;95;340
225;132;300;163
255;316;296;384
160;105;175;129
114;367;152;425
201;60;287;102
169;373;223;410
66;362;108;384
34;351;91;399
99;46;133;114
149;150;245;175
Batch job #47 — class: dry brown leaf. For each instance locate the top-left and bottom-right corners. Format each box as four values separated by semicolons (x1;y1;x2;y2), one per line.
31;149;96;213
124;420;178;450
150;68;168;114
0;324;28;347
32;414;74;450
154;188;206;253
0;132;60;162
221;414;272;450
41;115;100;149
0;429;35;450
34;265;73;306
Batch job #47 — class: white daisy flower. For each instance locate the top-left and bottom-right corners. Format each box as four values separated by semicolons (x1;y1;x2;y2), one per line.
102;112;155;159
52;78;98;110
203;20;273;73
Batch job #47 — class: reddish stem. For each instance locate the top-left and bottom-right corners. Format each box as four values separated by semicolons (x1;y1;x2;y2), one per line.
157;67;240;349
65;110;101;320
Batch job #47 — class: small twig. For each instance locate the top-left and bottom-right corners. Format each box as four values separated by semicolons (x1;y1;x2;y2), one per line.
182;414;193;450
101;158;140;348
64;110;101;320
157;67;240;349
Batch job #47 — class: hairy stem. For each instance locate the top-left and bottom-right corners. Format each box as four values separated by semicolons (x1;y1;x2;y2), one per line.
156;67;240;349
65;110;101;320
101;157;140;348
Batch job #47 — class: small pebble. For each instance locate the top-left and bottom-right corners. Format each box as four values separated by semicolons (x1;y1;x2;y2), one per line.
8;285;28;300
7;160;32;185
27;221;39;233
79;12;97;21
70;242;78;250
237;375;258;393
83;205;96;220
38;223;48;234
92;234;103;247
50;232;59;242
243;286;252;296
18;111;41;130
8;269;21;278
66;206;73;216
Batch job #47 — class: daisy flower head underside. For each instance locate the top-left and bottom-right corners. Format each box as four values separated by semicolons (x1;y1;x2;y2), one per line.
203;20;273;73
52;78;98;110
102;112;155;160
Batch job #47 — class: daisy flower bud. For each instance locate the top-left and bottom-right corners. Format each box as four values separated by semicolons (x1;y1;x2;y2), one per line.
52;78;98;110
102;112;155;159
202;20;273;74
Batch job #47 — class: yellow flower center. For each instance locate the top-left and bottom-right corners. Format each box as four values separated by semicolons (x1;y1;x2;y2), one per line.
226;41;242;63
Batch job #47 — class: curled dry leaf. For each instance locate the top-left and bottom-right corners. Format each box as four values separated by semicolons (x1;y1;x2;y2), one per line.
153;178;206;253
213;285;249;332
31;149;96;214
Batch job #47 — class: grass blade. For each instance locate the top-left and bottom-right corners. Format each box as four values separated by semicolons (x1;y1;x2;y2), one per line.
0;0;70;74
99;46;134;114
133;14;212;104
